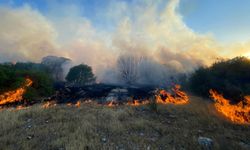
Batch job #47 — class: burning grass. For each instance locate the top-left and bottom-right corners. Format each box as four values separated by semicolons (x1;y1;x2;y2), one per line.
0;95;249;150
156;85;189;105
106;84;189;107
210;89;250;124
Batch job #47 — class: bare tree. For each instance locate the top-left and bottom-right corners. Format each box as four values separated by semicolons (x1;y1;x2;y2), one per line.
117;55;142;85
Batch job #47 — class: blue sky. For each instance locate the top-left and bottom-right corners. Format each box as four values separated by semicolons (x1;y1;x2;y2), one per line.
1;0;250;43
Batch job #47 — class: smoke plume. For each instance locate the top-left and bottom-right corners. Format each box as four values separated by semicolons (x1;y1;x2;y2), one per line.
0;0;249;84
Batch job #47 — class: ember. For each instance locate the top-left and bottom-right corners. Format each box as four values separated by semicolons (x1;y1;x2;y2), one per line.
156;85;189;105
0;78;33;106
209;89;250;124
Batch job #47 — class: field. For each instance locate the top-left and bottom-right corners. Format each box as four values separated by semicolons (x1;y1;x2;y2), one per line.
0;95;249;150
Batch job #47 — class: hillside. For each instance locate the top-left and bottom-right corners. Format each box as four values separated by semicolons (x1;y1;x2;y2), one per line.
0;95;249;150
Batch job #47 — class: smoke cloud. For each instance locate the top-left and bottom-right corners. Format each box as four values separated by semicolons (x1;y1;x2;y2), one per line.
0;0;249;84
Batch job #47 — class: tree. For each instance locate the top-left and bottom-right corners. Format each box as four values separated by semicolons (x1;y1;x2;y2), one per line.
66;64;96;86
41;56;72;81
117;55;142;85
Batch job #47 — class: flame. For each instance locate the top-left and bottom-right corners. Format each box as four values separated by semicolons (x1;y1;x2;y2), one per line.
75;101;81;107
67;103;73;106
126;100;150;106
209;89;250;124
106;101;118;107
0;78;33;106
15;105;29;110
156;85;189;105
42;101;57;109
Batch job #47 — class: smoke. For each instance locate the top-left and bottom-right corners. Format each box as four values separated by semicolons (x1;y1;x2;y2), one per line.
0;5;59;62
0;0;249;85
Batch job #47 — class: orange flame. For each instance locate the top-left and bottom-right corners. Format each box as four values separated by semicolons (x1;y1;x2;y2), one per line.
42;101;57;109
0;78;33;106
156;85;189;105
75;101;81;107
209;89;250;124
15;105;29;111
106;101;118;107
126;100;150;106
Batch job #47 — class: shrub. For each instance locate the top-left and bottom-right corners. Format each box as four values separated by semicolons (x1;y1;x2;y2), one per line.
189;57;250;102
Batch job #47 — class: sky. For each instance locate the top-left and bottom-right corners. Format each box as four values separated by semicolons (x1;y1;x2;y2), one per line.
1;0;250;43
0;0;250;80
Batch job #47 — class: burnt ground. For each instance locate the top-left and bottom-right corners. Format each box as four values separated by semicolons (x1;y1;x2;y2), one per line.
51;83;157;104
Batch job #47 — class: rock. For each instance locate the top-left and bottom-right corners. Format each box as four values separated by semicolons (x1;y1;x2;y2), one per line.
169;115;176;119
198;137;213;150
198;130;204;134
27;119;32;122
140;132;144;136
106;88;129;102
27;135;33;140
147;146;151;150
27;125;32;129
45;120;49;123
101;137;107;143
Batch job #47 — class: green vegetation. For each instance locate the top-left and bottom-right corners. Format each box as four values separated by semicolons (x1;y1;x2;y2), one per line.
0;63;54;102
66;64;96;86
189;57;250;102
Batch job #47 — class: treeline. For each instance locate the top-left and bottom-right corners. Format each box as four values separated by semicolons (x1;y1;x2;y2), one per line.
0;56;96;103
189;57;250;103
1;55;250;104
0;62;54;103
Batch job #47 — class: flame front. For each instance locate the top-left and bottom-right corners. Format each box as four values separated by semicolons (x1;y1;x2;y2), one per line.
156;85;189;105
0;78;33;106
209;89;250;124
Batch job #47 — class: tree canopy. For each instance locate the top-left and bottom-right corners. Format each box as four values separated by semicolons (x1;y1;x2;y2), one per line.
66;64;96;86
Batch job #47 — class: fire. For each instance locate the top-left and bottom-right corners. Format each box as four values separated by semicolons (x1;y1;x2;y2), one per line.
209;89;250;124
0;78;33;106
106;101;117;107
127;100;150;106
15;105;29;110
75;101;81;107
42;101;57;109
156;85;189;105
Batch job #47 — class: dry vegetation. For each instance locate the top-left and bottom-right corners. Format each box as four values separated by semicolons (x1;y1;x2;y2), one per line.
0;95;249;150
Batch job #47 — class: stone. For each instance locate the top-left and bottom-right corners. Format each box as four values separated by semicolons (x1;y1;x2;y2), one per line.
27;135;33;140
198;136;213;150
101;137;107;143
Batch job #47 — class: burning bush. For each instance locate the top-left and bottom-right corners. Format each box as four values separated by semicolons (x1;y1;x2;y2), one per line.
0;63;54;105
189;57;250;103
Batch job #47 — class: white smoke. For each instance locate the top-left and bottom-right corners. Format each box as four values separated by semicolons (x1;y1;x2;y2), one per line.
0;0;249;85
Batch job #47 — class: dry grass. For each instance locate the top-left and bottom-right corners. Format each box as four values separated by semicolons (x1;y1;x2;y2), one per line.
0;95;249;150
